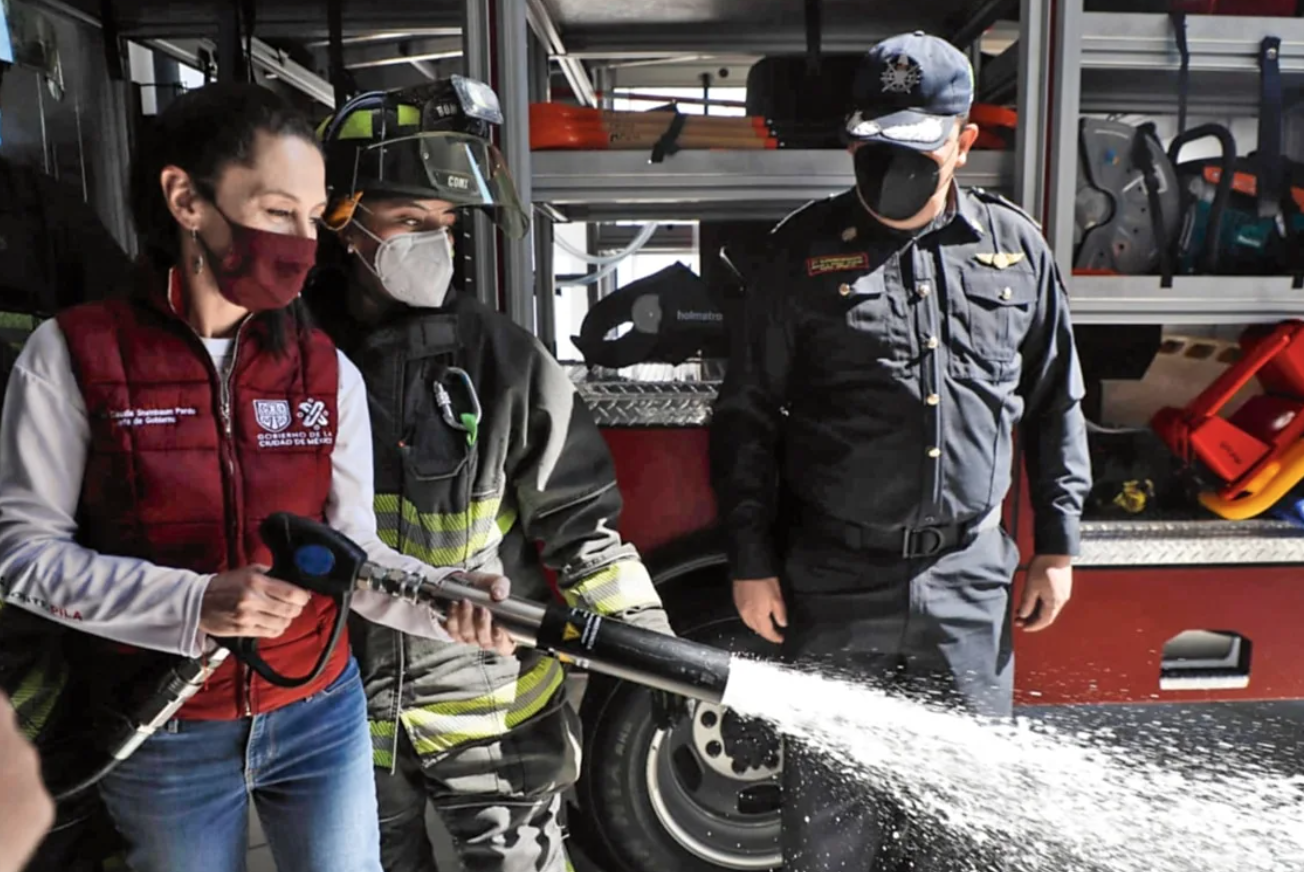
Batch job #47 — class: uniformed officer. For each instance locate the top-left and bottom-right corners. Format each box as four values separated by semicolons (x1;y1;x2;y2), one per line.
710;31;1092;872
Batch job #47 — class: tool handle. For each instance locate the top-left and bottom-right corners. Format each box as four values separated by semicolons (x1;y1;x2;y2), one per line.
216;513;371;688
260;512;370;595
395;573;731;705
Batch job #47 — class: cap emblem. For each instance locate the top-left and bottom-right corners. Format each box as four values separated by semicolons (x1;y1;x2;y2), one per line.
881;53;923;94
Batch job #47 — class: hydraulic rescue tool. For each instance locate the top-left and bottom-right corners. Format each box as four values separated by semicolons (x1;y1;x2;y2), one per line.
52;513;737;800
1153;319;1304;521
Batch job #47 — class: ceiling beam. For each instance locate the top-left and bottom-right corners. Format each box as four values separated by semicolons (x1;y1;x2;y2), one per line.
144;37;336;108
303;29;461;49
525;0;597;106
327;37;464;70
35;0;462;41
562;25;898;59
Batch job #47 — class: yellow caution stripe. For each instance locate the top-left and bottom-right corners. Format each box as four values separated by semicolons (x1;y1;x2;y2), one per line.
563;560;662;617
400;657;566;756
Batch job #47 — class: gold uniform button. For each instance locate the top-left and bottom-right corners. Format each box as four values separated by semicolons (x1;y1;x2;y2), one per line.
839;283;852;297
926;393;940;406
1000;287;1013;301
927;447;942;459
926;336;940;350
918;283;931;298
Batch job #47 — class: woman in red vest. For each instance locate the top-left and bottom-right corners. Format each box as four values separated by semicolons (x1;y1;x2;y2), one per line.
0;83;512;872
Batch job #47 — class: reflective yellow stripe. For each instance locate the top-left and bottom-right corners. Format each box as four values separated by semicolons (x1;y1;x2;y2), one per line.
0;310;39;352
374;493;517;567
10;659;67;741
403;657;566;755
0;311;38;331
332;104;421;140
370;719;397;769
564;560;662;616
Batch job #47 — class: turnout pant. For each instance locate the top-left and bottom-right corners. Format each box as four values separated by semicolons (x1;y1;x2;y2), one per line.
778;525;1017;872
374;701;580;872
21;791;123;872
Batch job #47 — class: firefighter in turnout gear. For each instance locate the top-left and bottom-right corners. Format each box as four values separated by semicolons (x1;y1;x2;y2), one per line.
308;77;675;872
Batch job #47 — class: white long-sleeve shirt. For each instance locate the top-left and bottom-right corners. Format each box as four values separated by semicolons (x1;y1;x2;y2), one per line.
0;318;456;657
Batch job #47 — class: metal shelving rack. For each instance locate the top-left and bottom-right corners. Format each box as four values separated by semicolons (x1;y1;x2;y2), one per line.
532;149;1016;223
1047;2;1304;326
1041;0;1304;560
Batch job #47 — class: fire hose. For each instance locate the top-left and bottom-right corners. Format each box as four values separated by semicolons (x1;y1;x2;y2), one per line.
51;512;735;801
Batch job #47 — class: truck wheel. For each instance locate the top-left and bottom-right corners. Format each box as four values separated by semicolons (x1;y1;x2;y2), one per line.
576;600;784;872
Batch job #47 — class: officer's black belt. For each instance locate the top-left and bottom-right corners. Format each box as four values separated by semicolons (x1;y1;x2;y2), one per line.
798;507;1001;559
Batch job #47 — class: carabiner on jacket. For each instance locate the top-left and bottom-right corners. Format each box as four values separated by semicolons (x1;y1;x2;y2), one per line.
432;366;482;447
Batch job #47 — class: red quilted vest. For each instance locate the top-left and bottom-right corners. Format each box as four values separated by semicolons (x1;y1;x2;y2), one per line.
56;274;349;719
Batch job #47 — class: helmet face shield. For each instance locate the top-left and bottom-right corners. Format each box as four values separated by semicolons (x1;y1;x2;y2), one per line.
346;132;528;239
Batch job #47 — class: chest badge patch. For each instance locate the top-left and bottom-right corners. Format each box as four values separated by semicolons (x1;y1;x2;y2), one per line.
807;252;870;277
298;398;330;430
974;251;1026;270
253;399;292;433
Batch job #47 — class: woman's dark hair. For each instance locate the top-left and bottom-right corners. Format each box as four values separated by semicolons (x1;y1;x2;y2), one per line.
129;82;321;352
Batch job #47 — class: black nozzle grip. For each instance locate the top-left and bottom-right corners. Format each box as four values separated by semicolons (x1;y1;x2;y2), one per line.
259;512;369;596
217;514;371;688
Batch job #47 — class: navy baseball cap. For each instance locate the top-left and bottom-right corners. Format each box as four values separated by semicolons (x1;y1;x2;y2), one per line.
844;31;975;152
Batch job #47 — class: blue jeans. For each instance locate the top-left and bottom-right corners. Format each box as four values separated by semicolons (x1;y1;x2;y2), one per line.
98;656;382;872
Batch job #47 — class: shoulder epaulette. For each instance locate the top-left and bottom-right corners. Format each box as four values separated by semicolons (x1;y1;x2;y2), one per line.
969;186;1043;233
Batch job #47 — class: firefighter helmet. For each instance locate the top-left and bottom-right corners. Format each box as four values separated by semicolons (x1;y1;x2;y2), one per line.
317;76;528;239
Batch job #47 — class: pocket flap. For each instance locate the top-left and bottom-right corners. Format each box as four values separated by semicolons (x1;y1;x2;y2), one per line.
848;273;886;298
962;271;1037;307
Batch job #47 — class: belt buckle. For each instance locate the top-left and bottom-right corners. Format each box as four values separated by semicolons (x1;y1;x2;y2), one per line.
902;526;945;559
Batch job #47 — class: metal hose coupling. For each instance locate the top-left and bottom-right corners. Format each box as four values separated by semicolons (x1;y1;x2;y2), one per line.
357;562;430;604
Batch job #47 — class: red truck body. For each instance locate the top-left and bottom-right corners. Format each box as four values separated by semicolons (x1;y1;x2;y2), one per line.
601;427;1304;707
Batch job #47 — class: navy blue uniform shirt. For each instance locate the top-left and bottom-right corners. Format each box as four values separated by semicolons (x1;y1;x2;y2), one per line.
711;184;1092;580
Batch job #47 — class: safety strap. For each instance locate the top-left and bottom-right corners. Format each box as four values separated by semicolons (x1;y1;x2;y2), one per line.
1132;122;1174;288
1284;197;1304;289
650;111;689;164
805;0;823;78
1169;12;1190;135
99;0;124;81
326;0;355;108
1258;36;1285;219
242;0;258;83
217;2;242;84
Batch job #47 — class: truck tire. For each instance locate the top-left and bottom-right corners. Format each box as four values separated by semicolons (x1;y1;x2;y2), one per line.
575;586;784;872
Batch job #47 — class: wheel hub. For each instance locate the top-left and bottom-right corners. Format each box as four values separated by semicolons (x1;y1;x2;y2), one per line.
691;702;782;781
644;700;783;870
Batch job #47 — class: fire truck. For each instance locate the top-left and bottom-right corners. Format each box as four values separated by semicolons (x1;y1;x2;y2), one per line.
6;0;1304;870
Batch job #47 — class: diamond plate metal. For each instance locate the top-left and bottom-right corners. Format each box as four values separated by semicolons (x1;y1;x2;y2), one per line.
567;364;723;427
1078;520;1304;567
575;379;721;427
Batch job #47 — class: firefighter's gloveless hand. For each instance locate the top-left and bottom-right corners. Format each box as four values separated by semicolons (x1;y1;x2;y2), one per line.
1017;555;1073;633
734;577;787;644
444;572;516;656
199;565;312;638
0;692;55;872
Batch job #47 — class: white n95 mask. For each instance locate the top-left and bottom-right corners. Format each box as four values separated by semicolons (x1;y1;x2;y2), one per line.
357;227;456;310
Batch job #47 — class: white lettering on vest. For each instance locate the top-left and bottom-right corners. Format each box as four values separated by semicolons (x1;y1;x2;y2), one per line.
108;407;199;427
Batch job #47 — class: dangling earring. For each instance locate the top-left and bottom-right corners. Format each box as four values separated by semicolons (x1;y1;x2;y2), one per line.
192;228;204;275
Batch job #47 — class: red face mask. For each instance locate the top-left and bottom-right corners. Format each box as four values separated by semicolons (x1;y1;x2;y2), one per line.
201;215;318;313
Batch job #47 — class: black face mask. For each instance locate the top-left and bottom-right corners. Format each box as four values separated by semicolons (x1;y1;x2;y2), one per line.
853;142;945;223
